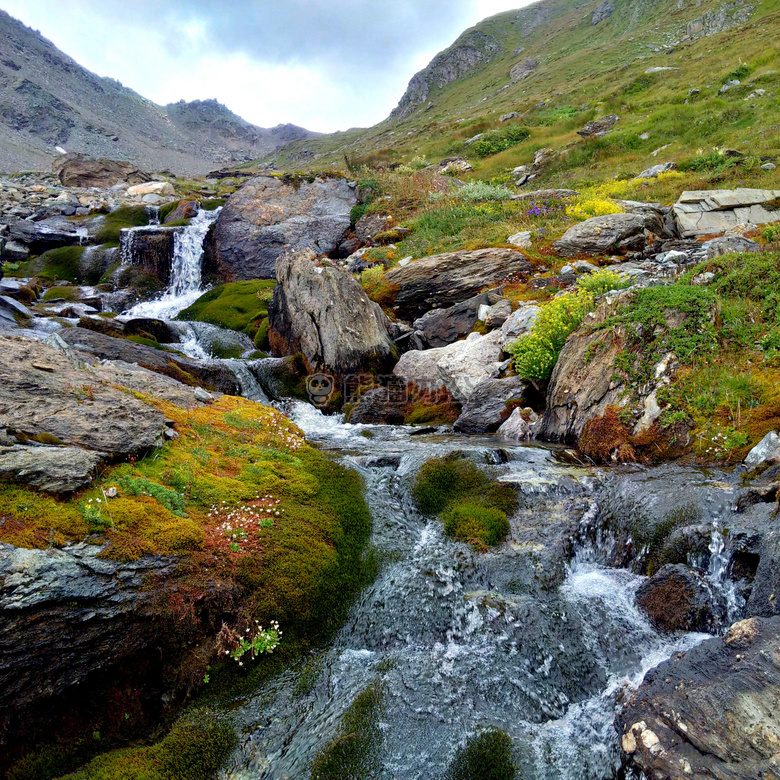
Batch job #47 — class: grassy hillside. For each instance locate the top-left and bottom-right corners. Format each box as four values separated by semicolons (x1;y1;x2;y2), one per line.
260;0;780;187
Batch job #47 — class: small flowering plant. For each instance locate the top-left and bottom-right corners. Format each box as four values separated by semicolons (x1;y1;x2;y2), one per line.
205;495;283;555
216;620;282;667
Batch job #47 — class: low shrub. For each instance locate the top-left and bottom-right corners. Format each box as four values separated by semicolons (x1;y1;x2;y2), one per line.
507;290;594;381
578;270;630;296
470;126;530;158
441;502;509;548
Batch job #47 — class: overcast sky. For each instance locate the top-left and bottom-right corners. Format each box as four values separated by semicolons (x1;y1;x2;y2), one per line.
0;1;535;132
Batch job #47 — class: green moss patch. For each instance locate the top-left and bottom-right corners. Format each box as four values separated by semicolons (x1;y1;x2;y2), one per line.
412;453;516;549
19;247;85;283
93;206;150;245
445;727;517;780
311;684;383;780
176;280;276;343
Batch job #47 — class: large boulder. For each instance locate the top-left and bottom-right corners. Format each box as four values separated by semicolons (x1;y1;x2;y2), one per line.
393;330;505;402
5;216;82;254
552;213;651;257
673;189;780;238
453;376;529;434
617;617;780;780
385;248;533;321
0;446;103;493
413;290;496;348
211;174;357;279
52;153;149;188
577;114;619;137
268;249;395;377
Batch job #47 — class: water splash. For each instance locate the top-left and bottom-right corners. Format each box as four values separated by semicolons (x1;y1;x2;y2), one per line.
705;522;743;625
124;208;220;320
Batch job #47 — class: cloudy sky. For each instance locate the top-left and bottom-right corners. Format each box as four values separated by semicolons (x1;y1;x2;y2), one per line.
0;0;534;132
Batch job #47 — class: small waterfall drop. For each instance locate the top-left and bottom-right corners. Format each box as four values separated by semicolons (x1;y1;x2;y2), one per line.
705;522;743;625
124;208;220;320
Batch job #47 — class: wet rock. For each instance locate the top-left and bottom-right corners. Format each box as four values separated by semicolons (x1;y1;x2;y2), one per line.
747;529;780;618
577;114;619;137
673;188;780;238
212;174;357;279
53;153;149;188
5;215;81;254
500;303;540;350
385;248;532;321
56;327;240;394
268;249;395;377
346;387;404;425
617;616;780;780
119;226;182;285
393;330;505;402
453;376;529;434
635;564;718;632
497;407;536;441
0;445;102;493
553;213;652;257
0;239;29;262
413;291;494;347
163;199;199;224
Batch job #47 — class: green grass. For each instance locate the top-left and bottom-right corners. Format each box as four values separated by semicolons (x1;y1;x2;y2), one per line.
176;280;276;343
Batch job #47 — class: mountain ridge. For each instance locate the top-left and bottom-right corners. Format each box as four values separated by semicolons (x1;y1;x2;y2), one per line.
0;9;319;175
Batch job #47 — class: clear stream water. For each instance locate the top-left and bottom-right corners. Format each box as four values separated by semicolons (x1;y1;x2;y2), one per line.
114;223;736;778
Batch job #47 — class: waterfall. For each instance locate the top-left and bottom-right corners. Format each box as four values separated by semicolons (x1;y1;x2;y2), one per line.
123;208;220;320
705;522;743;625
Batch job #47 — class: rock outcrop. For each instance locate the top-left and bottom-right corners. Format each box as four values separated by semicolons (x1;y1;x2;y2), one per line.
385;248;533;321
453;376;529;434
553;213;657;257
268;249;395;377
618;617;780;780
393;330;505;402
413;291;498;348
509;56;538;82
53;153;149;188
673;188;780;238
211;175;356;279
591;0;615;24
577;114;619;137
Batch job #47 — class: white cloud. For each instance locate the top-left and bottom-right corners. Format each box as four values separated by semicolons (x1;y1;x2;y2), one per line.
0;0;536;131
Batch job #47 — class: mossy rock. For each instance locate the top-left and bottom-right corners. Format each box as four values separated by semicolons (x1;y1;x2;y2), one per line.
93;206;150;245
441;502;509;548
177;280;276;339
19;247;85;283
42;285;80;302
445;727;517;780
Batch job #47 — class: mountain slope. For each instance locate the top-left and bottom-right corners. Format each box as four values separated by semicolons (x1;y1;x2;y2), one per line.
0;10;319;175
267;0;780;181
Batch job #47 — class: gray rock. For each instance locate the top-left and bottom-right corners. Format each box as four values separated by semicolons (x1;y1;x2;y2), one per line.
745;431;780;467
0;294;31;319
499;112;519;122
211;174;357;279
413;291;493;348
385;248;532;320
673;189;780;238
703;234;760;259
617;617;780;780
762;162;777;171
453;376;529;434
0;239;29;262
5;216;81;253
497;408;535;441
500;303;540;350
355;212;391;243
345;387;404;425
0;445;102;493
268;249;395;377
507;230;532;248
635;162;677;179
393;330;505;402
483;298;512;329
509;56;538;82
577;114;619;137
53;153;149;188
552;213;650;257
591;0;615;24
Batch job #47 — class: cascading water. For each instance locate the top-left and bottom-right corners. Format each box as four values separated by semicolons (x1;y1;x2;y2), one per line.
216;405;712;780
705;522;743;624
123;208;220;320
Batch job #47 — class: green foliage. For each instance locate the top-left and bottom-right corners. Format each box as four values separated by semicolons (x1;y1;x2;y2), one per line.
116;476;187;517
723;64;751;83
177;279;276;339
43;285;80;302
445;727;517;780
412;454;516;549
200;199;226;211
470;126;530;158
508;290;594;381
310;685;383;780
677;150;735;174
93;206;150;244
577;270;630;296
441;502;510;548
710;251;780;317
623;73;656;95
157;201;180;223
